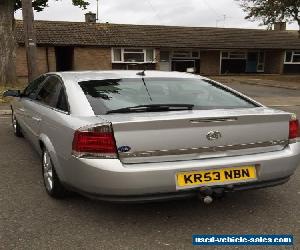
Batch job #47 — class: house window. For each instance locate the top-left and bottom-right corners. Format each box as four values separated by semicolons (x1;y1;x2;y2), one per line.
173;50;191;58
222;51;247;59
285;51;300;64
294;55;300;63
172;50;200;59
113;48;122;62
160;51;170;62
192;51;200;58
124;52;144;62
112;48;155;63
222;52;229;58
146;49;154;61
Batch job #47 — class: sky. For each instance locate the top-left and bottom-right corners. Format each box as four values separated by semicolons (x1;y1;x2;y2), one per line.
15;0;298;30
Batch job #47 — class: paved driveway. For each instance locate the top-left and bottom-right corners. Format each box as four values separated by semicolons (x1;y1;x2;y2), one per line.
0;83;299;250
223;81;300;108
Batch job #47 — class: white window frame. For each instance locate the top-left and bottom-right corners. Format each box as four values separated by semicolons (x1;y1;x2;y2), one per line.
284;51;300;64
111;48;156;64
256;51;265;72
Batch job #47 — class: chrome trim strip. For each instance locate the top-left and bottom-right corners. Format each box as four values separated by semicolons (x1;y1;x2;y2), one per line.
190;117;238;123
289;138;300;144
119;140;289;158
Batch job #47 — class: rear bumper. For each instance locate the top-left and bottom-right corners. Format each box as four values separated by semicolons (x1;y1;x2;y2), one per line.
59;141;300;201
66;176;291;203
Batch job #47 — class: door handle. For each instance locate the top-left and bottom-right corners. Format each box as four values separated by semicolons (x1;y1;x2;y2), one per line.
31;117;41;122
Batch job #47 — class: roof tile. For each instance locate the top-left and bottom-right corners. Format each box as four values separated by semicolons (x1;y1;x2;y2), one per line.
15;20;300;49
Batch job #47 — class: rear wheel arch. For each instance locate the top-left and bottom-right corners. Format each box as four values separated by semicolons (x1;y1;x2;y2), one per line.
39;140;45;151
38;134;65;181
42;148;68;199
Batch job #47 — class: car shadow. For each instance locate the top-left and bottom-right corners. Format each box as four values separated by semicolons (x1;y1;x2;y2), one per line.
58;187;290;235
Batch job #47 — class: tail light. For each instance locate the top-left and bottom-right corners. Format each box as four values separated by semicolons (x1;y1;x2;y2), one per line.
72;123;117;158
289;116;299;140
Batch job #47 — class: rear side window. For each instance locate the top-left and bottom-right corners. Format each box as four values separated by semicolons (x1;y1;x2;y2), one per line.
36;76;62;108
23;75;47;99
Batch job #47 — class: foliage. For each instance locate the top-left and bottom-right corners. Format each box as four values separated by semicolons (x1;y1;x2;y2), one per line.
237;0;300;30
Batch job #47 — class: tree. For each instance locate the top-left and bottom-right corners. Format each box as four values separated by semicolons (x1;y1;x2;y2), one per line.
0;0;89;86
237;0;300;32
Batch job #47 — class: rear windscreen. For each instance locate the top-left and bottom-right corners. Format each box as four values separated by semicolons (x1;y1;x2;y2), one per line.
79;78;258;115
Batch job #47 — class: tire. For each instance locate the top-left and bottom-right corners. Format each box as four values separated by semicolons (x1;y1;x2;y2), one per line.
12;112;23;137
42;148;68;199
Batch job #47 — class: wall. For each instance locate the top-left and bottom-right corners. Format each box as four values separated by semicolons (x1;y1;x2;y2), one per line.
16;46;28;80
200;50;220;75
73;47;112;70
16;46;56;83
264;50;285;74
155;48;160;70
17;46;125;83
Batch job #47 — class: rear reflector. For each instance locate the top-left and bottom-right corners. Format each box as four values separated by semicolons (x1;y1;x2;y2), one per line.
72;123;117;158
289;119;299;140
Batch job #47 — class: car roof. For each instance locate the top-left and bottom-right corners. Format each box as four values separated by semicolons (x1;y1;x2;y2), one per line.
47;70;206;83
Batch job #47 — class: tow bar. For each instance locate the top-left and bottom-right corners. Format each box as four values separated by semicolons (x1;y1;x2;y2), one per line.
198;187;225;204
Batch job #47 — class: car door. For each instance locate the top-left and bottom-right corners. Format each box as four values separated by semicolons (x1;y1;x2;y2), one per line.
16;75;47;138
24;75;62;151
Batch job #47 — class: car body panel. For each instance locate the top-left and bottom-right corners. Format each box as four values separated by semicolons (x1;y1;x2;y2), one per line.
10;70;300;201
107;108;290;163
58;141;300;196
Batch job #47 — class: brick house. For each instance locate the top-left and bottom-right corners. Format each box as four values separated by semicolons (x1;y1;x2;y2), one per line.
15;15;300;82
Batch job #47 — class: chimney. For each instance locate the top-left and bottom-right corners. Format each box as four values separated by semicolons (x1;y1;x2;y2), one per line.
85;12;97;23
274;22;286;31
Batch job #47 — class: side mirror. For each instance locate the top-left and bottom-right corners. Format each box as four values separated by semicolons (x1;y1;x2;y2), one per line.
3;90;21;98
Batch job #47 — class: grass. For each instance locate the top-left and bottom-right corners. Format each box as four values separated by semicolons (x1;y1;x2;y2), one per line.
0;84;26;104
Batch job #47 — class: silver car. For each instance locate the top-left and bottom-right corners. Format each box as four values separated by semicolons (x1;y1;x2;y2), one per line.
4;71;300;202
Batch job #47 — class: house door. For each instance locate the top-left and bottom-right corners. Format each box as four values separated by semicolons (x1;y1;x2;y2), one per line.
246;52;258;73
55;47;74;71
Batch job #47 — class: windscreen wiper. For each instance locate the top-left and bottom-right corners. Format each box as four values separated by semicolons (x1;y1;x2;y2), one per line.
106;104;194;114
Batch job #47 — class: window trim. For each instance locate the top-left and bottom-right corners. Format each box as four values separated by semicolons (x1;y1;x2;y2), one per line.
22;75;48;100
112;48;156;64
284;51;300;64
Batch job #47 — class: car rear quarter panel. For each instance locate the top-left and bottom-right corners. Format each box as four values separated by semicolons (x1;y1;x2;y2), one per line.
63;79;94;116
38;106;108;181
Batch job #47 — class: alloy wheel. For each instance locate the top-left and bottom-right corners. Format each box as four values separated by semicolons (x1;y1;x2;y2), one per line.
12;115;17;134
43;151;53;192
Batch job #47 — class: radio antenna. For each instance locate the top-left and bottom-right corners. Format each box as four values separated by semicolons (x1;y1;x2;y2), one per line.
136;54;159;76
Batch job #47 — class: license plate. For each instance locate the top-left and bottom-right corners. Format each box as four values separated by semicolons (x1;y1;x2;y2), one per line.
176;166;257;188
